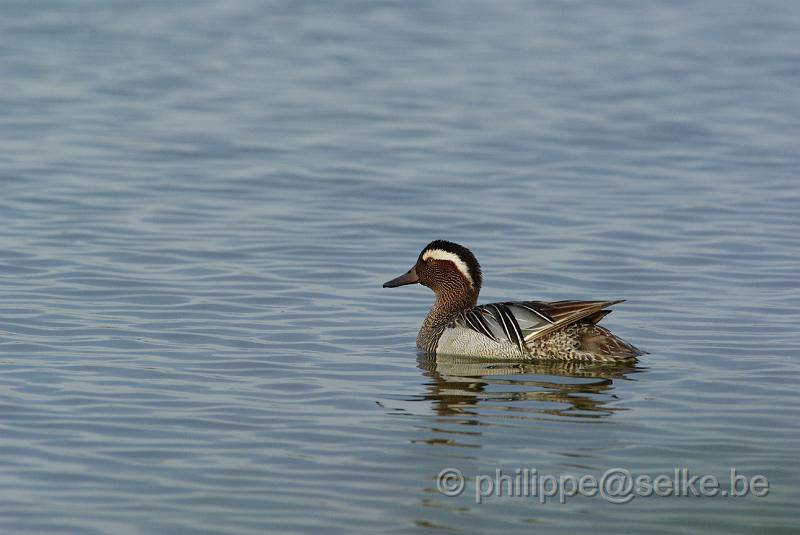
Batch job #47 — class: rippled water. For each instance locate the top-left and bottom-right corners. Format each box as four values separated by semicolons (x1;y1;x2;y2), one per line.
1;1;799;533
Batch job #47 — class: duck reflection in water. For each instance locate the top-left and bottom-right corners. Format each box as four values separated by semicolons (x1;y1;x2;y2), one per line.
416;353;641;421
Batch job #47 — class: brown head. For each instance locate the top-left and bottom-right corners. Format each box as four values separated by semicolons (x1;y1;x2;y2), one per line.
383;240;482;311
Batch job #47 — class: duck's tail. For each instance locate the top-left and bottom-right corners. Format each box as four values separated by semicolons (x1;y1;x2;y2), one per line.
578;323;647;360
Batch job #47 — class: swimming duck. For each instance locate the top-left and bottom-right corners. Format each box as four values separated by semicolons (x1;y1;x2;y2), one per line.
383;240;644;361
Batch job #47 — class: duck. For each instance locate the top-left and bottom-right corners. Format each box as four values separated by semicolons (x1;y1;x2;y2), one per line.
383;240;644;361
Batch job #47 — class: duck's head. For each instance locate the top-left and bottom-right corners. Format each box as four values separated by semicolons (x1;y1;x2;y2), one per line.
383;240;482;304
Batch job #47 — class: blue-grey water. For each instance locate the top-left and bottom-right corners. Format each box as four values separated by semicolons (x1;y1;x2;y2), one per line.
1;1;799;533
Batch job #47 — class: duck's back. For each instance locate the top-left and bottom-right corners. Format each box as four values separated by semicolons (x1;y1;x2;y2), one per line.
436;300;643;361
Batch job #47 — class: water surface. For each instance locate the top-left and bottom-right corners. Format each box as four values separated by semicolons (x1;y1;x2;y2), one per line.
1;1;799;533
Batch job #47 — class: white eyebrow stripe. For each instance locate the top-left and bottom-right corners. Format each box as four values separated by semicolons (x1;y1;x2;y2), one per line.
422;249;474;287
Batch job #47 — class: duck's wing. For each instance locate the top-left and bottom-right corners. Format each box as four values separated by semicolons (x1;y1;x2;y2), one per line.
455;300;624;352
516;300;624;342
455;303;529;354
